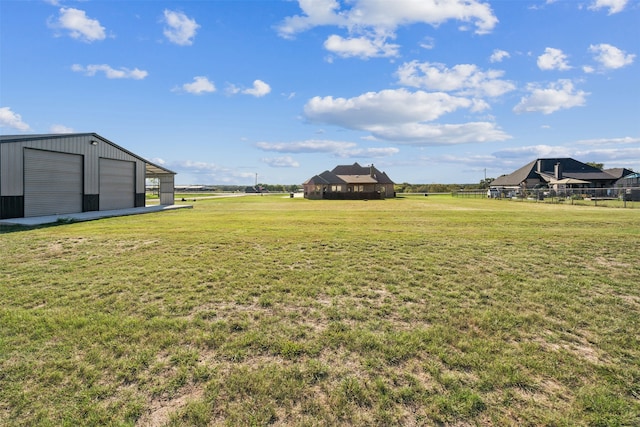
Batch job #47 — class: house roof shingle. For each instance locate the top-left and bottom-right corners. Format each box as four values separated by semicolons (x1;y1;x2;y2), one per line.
330;162;394;184
303;170;346;185
491;158;616;187
604;168;634;180
304;162;395;186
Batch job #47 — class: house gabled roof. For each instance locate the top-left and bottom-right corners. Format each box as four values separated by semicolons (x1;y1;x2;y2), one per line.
330;162;395;184
336;174;377;184
491;158;615;187
331;162;367;175
303;170;346;185
604;168;634;180
304;162;395;186
374;170;394;184
491;160;538;187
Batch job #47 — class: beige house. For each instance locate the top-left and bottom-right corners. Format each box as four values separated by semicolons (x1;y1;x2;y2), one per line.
303;163;395;200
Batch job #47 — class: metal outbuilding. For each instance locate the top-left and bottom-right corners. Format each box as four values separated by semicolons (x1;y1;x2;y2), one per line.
0;133;176;219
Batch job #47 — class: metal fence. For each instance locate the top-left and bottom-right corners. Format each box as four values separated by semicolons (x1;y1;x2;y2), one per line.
454;186;640;208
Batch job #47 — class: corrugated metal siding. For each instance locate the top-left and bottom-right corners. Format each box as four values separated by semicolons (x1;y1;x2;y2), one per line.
136;161;145;193
159;175;175;205
24;149;83;217
99;158;135;210
1;135;146;195
1;140;24;195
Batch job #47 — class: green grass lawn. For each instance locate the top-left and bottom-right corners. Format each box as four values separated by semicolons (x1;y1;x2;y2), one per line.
1;195;639;426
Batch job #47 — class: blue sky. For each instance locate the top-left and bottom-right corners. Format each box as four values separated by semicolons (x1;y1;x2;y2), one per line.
1;0;638;185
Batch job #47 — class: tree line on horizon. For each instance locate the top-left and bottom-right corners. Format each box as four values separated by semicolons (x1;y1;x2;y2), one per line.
173;180;496;194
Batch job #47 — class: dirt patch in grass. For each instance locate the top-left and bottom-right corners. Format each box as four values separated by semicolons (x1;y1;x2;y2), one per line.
534;333;606;366
137;384;204;427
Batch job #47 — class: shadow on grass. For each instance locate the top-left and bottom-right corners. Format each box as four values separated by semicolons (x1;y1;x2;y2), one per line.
0;218;75;234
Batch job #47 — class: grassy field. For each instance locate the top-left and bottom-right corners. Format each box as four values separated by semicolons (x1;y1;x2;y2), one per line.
1;195;639;426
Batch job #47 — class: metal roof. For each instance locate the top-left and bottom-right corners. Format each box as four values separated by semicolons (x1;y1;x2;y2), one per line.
0;133;176;176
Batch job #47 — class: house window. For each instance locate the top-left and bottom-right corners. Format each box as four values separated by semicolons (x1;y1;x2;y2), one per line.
332;185;341;192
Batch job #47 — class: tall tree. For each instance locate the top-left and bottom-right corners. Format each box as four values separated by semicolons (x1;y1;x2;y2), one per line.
586;162;604;170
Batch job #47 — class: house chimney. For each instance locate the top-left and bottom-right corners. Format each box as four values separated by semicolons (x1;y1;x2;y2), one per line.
554;162;563;180
537;159;543;173
370;164;375;177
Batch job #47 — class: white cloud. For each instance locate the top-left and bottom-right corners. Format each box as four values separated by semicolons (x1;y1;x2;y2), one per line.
171;160;255;181
163;10;199;46
150;157;166;166
305;88;481;129
123;159;268;184
256;139;400;158
575;136;640;146
427;153;513;173
276;0;350;38
227;80;272;97
493;144;572;159
574;146;640;165
50;124;75;133
71;64;148;79
49;7;106;42
277;0;498;60
368;122;511;145
180;160;219;171
492;140;640;168
243;80;271;97
588;0;628;14
347;147;400;157
420;37;435;50
588;43;635;69
304;89;509;145
324;34;400;58
225;84;241;95
396;61;515;97
261;156;300;168
281;0;498;36
513;79;588;115
489;49;510;63
175;76;216;95
537;47;571;71
256;139;399;158
0;107;31;131
257;140;358;154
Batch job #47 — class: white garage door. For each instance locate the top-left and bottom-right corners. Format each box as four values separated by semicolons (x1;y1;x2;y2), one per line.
100;158;135;210
24;149;83;217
